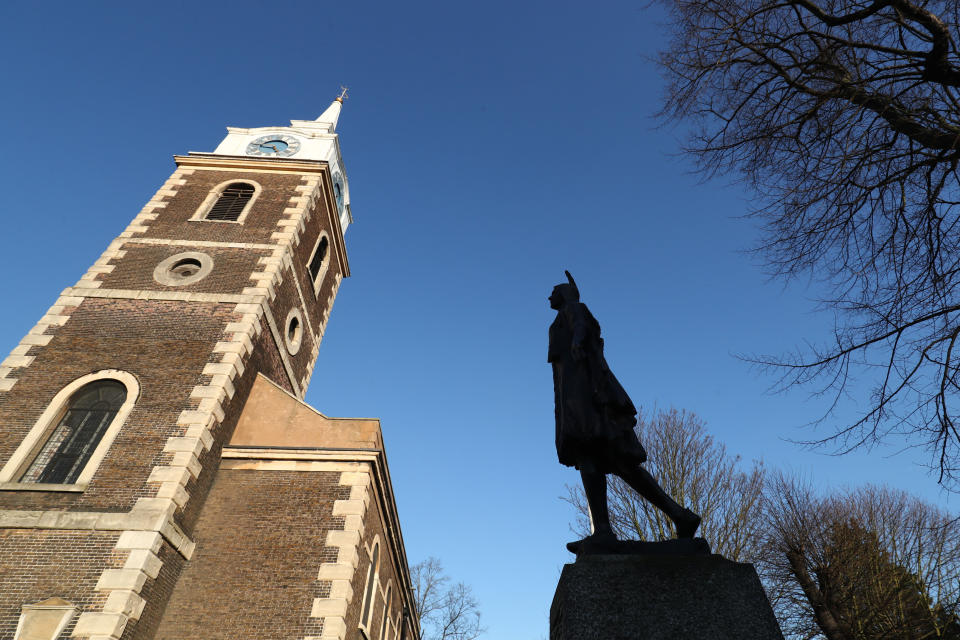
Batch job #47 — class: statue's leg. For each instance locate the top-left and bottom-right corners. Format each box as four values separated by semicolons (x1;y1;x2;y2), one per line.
580;469;613;536
616;464;701;538
565;469;618;554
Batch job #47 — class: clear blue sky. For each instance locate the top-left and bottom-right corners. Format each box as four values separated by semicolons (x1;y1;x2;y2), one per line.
0;2;953;638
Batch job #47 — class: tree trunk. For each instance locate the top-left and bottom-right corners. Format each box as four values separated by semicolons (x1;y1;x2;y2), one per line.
785;549;854;640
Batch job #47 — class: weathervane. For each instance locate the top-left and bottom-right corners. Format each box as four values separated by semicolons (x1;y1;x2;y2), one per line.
337;86;349;102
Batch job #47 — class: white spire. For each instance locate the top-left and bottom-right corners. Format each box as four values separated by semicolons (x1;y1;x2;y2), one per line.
315;87;347;132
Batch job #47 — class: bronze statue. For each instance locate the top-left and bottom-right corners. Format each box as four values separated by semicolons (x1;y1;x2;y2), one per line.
549;271;701;554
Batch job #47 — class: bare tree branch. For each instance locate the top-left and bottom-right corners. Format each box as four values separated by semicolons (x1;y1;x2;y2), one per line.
411;558;484;640
761;475;960;638
658;0;960;487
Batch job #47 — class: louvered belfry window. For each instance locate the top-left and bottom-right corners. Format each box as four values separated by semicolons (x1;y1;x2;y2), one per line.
21;380;127;484
205;182;255;221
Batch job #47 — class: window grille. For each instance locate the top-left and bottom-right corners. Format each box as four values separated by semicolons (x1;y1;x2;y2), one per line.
21;380;127;484
308;236;329;283
205;183;255;221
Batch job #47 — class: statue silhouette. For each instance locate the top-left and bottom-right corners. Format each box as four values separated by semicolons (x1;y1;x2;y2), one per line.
549;271;701;553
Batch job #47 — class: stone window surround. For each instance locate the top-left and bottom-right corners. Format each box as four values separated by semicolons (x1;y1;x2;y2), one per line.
152;251;215;287
358;535;382;639
190;178;263;225
0;369;140;490
284;307;304;356
306;231;331;297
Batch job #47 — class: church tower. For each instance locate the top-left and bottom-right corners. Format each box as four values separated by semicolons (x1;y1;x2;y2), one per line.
0;97;418;640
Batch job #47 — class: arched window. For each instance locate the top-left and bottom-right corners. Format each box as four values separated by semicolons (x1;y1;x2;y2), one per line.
308;236;328;282
205;182;255;221
379;584;393;640
360;542;380;632
20;380;127;484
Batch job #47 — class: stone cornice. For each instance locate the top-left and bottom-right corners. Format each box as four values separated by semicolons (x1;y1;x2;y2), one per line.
175;154;329;173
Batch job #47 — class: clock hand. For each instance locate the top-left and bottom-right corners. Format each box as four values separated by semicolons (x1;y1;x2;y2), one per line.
270;145;279;152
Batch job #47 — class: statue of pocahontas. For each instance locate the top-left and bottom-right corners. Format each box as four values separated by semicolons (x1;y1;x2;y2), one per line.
549;271;701;553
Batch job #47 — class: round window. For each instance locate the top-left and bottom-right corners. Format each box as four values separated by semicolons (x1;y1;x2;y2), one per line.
284;308;304;355
153;252;214;287
170;258;202;279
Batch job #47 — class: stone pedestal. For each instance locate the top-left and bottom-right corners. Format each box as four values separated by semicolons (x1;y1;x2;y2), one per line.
550;554;783;640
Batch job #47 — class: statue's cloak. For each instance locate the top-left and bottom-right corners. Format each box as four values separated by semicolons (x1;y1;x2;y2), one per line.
548;301;646;471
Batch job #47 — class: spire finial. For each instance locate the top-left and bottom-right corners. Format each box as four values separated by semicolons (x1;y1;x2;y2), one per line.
315;91;346;130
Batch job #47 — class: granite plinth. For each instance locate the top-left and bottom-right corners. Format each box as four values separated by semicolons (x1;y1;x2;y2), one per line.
550;554;783;640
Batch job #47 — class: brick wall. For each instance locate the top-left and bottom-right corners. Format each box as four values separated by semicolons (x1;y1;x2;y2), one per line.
119;541;185;640
0;530;122;638
140;170;306;245
98;244;274;295
0;299;237;513
154;469;349;639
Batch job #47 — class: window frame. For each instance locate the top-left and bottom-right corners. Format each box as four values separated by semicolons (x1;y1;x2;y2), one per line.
0;370;140;490
378;581;393;640
284;307;304;355
358;538;381;638
153;251;214;287
306;231;331;296
191;179;262;225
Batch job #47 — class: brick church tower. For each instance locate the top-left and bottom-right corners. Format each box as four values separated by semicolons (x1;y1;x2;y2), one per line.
0;97;419;640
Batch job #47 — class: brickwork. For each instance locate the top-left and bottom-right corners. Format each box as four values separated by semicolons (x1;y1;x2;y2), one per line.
0;298;237;512
99;243;274;294
310;469;371;640
246;314;295;395
0;293;80;394
137;170;308;245
118;541;185;640
154;468;349;640
0;529;122;638
267;262;319;386
288;196;344;370
172;314;275;534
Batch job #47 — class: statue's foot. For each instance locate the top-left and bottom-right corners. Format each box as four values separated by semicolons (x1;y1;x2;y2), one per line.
566;531;617;554
674;508;701;539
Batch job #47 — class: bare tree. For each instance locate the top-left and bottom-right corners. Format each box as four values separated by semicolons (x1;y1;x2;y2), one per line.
566;408;766;561
659;0;960;487
410;557;483;640
762;475;960;639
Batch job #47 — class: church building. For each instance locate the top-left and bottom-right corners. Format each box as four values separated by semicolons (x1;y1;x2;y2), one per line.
0;96;419;640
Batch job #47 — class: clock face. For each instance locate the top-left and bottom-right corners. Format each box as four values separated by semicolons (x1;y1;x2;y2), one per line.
246;134;301;158
332;172;345;211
